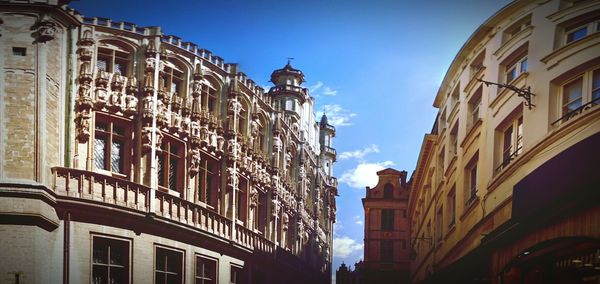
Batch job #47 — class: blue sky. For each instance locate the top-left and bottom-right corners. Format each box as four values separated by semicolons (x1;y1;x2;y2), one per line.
71;0;511;280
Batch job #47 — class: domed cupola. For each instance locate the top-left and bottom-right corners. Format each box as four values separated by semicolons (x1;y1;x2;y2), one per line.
269;60;308;104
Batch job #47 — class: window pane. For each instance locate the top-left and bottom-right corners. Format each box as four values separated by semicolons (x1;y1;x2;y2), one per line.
520;58;528;73
96;58;108;72
506;66;517;82
94;138;107;170
92;266;108;284
566;26;587;43
169;158;178;191
592;70;600;101
111;141;123;173
563;78;583;112
158;156;165;187
516;117;523;154
503;126;513;161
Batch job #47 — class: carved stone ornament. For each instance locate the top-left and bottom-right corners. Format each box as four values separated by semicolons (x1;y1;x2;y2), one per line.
34;20;58;43
188;148;201;176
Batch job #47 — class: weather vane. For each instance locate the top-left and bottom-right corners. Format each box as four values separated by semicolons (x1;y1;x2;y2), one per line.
287;57;294;65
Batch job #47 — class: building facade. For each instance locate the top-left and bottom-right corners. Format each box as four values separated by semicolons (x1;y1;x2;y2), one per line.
361;168;410;283
0;1;338;283
408;0;600;283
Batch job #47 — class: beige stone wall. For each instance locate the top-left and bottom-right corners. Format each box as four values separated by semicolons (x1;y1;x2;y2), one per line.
409;0;600;282
1;14;38;181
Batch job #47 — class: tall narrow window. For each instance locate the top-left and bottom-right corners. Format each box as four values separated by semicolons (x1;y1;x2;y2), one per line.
195;255;217;284
381;209;394;231
92;236;130;284
94;119;129;175
158;139;183;192
468;87;482;131
497;114;524;173
198;158;217;208
562;78;583;114
155;247;184;284
465;155;478;205
447;186;456;228
505;56;528;83
449;123;458;157
380;240;393;262
435;207;443;242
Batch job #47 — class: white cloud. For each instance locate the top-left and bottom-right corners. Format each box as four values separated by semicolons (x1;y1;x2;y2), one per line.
354;215;363;226
317;104;356;127
333;236;364;258
339;161;395;189
309;81;324;93
322;86;337;96
339;144;379;161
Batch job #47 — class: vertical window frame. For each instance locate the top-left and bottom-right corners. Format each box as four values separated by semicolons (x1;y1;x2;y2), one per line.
91;234;132;284
93;115;130;177
154;245;185;284
195;254;218;284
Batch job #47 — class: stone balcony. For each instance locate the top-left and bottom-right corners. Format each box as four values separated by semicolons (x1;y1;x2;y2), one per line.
51;166;275;256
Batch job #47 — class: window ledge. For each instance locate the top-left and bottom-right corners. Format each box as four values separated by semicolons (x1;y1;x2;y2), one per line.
464;67;486;95
459;197;479;222
460;119;482;150
489;72;529;112
447;102;460;126
494;26;533;60
540;32;600;71
546;1;600;24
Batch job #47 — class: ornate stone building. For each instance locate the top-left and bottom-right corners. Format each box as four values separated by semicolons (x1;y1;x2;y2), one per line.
0;1;338;283
408;0;600;283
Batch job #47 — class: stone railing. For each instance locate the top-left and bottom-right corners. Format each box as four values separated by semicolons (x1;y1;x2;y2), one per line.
234;224;276;255
51;167;274;255
155;190;232;239
52;167;150;212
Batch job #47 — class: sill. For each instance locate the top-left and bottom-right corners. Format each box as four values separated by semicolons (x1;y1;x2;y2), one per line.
158;186;181;198
444;155;457;178
464;67;486;95
448;102;460;126
494;26;533;60
459;119;482;149
489;72;529;112
540;32;600;71
459;197;479;222
93;169;128;181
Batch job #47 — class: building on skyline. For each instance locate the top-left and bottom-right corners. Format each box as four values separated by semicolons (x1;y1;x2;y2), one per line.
361;168;411;283
408;0;600;283
0;1;337;283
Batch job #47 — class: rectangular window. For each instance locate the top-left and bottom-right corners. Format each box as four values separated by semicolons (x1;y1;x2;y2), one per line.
503;15;531;43
162;66;184;95
94;119;128;175
380;240;393;262
447;186;456;228
567;26;588;43
449;123;458;157
468;86;482;130
159;139;183;192
381;209;394;231
506;56;528;83
465;154;478;205
563;77;583;114
195;255;217;284
498;115;523;172
92;236;130;284
199;158;217;208
97;47;130;75
556;68;600;125
155;247;184;284
230;265;244;284
12;47;26;56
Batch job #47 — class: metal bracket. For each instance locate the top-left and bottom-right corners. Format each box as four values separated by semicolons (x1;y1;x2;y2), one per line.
478;79;535;109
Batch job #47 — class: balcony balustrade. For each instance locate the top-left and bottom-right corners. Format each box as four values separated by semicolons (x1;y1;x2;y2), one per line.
51;167;275;255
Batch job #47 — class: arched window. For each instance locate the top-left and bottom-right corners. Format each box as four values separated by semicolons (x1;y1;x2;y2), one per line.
384;183;393;199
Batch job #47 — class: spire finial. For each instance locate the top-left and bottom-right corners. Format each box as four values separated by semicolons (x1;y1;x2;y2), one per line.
286;57;294;65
